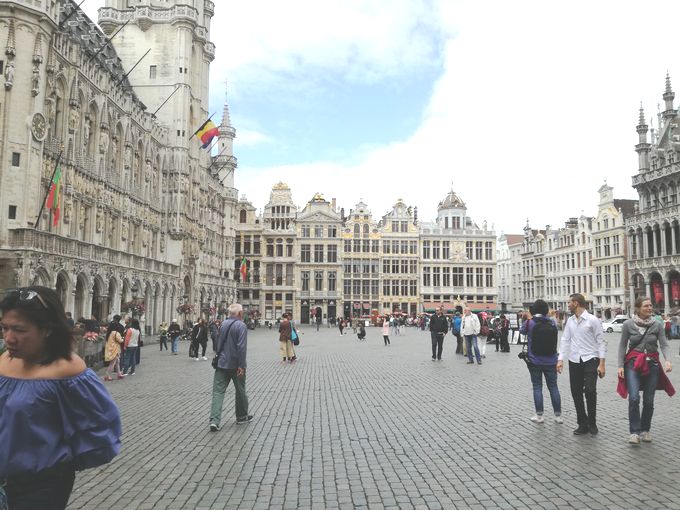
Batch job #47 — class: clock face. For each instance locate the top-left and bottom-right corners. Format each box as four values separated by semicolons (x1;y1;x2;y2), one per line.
31;112;47;141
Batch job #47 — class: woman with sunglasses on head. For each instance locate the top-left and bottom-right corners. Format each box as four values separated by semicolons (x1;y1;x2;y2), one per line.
0;286;121;510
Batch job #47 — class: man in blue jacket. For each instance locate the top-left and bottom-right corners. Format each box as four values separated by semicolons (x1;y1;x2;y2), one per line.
209;303;253;431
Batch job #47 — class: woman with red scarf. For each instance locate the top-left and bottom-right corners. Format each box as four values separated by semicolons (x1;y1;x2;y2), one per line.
617;297;674;445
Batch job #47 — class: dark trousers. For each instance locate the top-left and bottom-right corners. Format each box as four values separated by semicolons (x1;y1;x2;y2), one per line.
199;339;208;357
454;332;462;353
6;462;75;510
383;335;390;345
568;358;599;427
159;335;168;350
500;330;510;352
431;332;444;359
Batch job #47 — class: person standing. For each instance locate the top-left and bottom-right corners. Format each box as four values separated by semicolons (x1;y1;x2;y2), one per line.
103;316;126;381
316;313;322;332
338;318;345;336
382;317;391;345
209;303;253;431
499;314;511;352
195;319;209;361
452;312;463;354
279;313;296;362
209;319;219;353
462;308;482;365
168;318;181;355
357;322;366;341
121;318;141;376
158;321;169;351
478;312;489;358
617;296;674;444
557;293;607;436
429;306;448;361
520;300;562;424
0;286;121;509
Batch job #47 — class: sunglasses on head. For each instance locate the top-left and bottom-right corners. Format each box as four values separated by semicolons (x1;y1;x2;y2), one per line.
6;288;48;309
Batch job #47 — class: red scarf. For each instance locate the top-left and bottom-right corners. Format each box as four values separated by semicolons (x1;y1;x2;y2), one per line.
617;350;675;398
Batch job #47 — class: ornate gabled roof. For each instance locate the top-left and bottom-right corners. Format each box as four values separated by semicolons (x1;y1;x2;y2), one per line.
438;190;466;210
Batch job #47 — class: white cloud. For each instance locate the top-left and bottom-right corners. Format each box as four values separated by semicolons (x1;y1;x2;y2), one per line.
82;0;680;233
234;128;275;148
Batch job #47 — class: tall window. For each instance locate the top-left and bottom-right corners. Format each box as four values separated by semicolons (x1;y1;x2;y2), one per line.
466;268;474;287
314;244;324;262
328;272;336;291
613;265;621;287
466;241;473;259
442;267;450;287
383;240;390;254
315;271;323;291
423;241;430;259
301;225;310;237
485;268;493;287
344;239;351;253
314;225;323;238
327;245;337;262
253;236;260;254
432;267;441;286
266;240;274;257
301;271;310;291
328;225;337;237
485;242;493;260
276;239;283;257
344;279;351;295
432;241;440;259
301;244;311;263
423;267;431;287
613;235;620;255
475;242;483;260
442;242;450;260
476;268;484;287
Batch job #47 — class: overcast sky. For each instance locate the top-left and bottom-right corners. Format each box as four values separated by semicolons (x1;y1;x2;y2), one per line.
82;0;679;234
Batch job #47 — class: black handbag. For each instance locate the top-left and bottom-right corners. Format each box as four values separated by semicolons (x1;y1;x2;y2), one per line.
212;321;235;369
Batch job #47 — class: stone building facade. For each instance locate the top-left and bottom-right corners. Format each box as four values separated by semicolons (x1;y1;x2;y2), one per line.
419;191;497;313
627;77;680;314
260;183;297;321
591;184;637;317
233;196;262;319
496;234;524;311
295;194;342;324
0;0;237;331
341;201;381;319
379;199;419;315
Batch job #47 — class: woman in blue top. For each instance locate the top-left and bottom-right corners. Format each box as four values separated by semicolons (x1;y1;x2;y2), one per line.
520;299;562;425
0;286;122;510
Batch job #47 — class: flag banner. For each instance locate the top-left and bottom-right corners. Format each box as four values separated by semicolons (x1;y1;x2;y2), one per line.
45;164;62;226
240;257;247;282
195;119;219;149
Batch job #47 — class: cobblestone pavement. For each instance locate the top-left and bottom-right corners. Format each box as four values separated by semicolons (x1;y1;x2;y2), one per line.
68;326;680;509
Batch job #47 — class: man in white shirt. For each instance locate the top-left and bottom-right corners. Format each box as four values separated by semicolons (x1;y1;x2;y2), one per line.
557;293;606;436
462;308;482;365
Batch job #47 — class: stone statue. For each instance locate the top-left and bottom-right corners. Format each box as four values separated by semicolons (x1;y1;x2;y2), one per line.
64;200;72;223
31;64;40;96
124;145;132;169
145;159;151;181
83;117;91;148
121;220;128;240
160;234;166;252
79;204;86;230
95;208;103;232
68;107;79;133
4;60;14;89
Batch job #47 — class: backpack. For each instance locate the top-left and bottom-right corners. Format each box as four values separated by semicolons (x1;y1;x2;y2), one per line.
479;317;489;337
530;318;558;356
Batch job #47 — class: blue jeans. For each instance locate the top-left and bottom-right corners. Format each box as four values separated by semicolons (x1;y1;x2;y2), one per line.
171;335;180;353
625;360;660;434
528;364;561;415
122;346;138;374
464;335;481;362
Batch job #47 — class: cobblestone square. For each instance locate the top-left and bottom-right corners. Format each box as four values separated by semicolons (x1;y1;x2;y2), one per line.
68;326;680;509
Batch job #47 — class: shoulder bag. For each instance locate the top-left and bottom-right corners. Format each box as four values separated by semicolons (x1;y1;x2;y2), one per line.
212;321;236;369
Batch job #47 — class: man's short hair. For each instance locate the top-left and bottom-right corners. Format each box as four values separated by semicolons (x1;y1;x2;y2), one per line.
569;293;587;308
228;303;243;317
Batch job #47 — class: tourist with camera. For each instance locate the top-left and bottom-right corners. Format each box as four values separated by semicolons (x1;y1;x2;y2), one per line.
520;300;562;424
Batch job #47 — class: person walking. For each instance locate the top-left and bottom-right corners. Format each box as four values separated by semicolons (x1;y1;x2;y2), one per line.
462;308;482;365
557;293;607;436
520;300;562;424
121;318;141;376
209;319;219;353
168;318;181;355
158;321;169;351
279;313;296;362
499;314;511;352
429;306;448;361
357;322;366;341
195;319;209;361
452;312;463;354
382;317;391;345
0;286;121;509
104;316;126;381
209;303;253;431
316;313;322;332
617;296;674;445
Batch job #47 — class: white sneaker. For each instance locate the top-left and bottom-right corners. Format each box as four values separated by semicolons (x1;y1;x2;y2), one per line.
202;356;208;361
554;416;564;424
530;415;544;424
628;434;641;444
640;431;652;443
194;357;199;361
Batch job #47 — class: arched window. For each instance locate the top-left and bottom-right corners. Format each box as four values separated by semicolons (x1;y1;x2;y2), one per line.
239;209;247;223
354;224;360;236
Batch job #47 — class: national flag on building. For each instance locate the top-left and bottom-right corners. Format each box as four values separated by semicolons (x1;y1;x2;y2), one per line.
45;164;62;226
195;118;219;149
240;257;247;282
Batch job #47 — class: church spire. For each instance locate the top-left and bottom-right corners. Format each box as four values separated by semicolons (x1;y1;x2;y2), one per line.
636;103;651;172
663;72;676;117
216;81;237;187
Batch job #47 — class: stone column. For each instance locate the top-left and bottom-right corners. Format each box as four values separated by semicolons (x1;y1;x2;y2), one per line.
640;231;647;258
653;228;659;258
672;225;678;255
628;284;636;314
662;280;669;315
661;225;668;256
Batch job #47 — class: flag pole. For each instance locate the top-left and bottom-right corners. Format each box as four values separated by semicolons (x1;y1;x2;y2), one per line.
188;112;216;141
205;144;231;174
34;151;62;229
